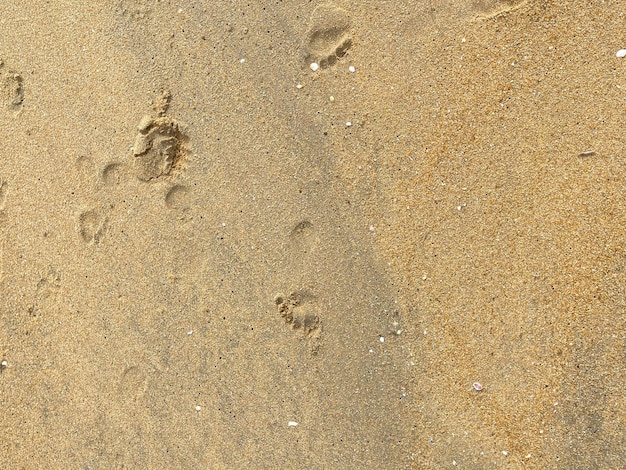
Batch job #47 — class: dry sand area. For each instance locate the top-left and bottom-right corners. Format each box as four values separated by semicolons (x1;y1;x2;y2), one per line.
1;0;625;468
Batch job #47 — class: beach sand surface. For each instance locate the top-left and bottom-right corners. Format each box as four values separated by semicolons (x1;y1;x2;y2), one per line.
1;1;625;468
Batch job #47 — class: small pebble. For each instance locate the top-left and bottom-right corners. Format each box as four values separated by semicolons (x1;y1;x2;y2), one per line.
296;84;303;89
369;225;376;232
329;95;334;102
473;382;483;391
195;405;201;411
346;121;352;127
502;451;508;457
1;360;7;367
288;421;298;427
379;336;385;343
239;58;246;63
617;49;626;58
310;62;319;72
187;330;193;335
348;65;356;73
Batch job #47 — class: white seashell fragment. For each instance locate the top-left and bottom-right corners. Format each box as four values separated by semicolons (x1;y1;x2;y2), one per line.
310;62;319;72
616;49;626;58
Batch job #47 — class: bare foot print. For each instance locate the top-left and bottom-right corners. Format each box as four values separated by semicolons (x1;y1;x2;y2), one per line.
0;178;7;211
165;184;190;210
473;0;527;19
133;91;189;181
304;3;352;69
275;291;322;353
78;208;108;244
0;60;24;111
119;365;148;402
101;162;130;187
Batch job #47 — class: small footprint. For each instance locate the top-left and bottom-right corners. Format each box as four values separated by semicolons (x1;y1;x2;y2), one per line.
288;220;319;255
101;162;129;187
304;3;352;69
473;0;528;19
0;178;8;230
0;60;24;111
133;91;189;181
119;365;148;402
165;184;190;210
0;178;7;210
27;268;61;318
78;208;108;244
275;291;322;350
116;0;154;20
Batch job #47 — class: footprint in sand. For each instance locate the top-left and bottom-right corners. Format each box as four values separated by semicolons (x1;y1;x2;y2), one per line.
101;162;131;188
275;290;322;352
78;208;108;244
0;60;24;111
304;3;352;70
473;0;527;19
119;365;148;402
27;268;62;318
288;220;319;255
0;178;7;211
133;91;189;182
0;177;7;230
165;184;191;211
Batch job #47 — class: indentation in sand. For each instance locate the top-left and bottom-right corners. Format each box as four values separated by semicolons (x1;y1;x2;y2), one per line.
473;0;528;19
0;60;24;111
275;290;322;352
78;208;108;244
133;91;189;181
165;184;190;210
304;3;352;69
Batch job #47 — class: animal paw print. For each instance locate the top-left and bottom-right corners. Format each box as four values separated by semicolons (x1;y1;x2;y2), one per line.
304;3;352;70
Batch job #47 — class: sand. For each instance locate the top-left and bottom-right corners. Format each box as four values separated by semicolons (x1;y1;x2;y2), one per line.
0;0;625;468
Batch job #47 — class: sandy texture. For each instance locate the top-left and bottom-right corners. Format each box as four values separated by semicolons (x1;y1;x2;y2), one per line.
0;0;625;468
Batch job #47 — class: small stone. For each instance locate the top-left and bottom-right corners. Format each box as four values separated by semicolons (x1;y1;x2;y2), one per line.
348;65;356;73
473;382;483;391
239;58;246;63
502;451;508;456
617;49;626;58
288;421;298;427
346;121;352;127
310;62;319;72
296;84;303;89
379;336;385;343
195;405;201;411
